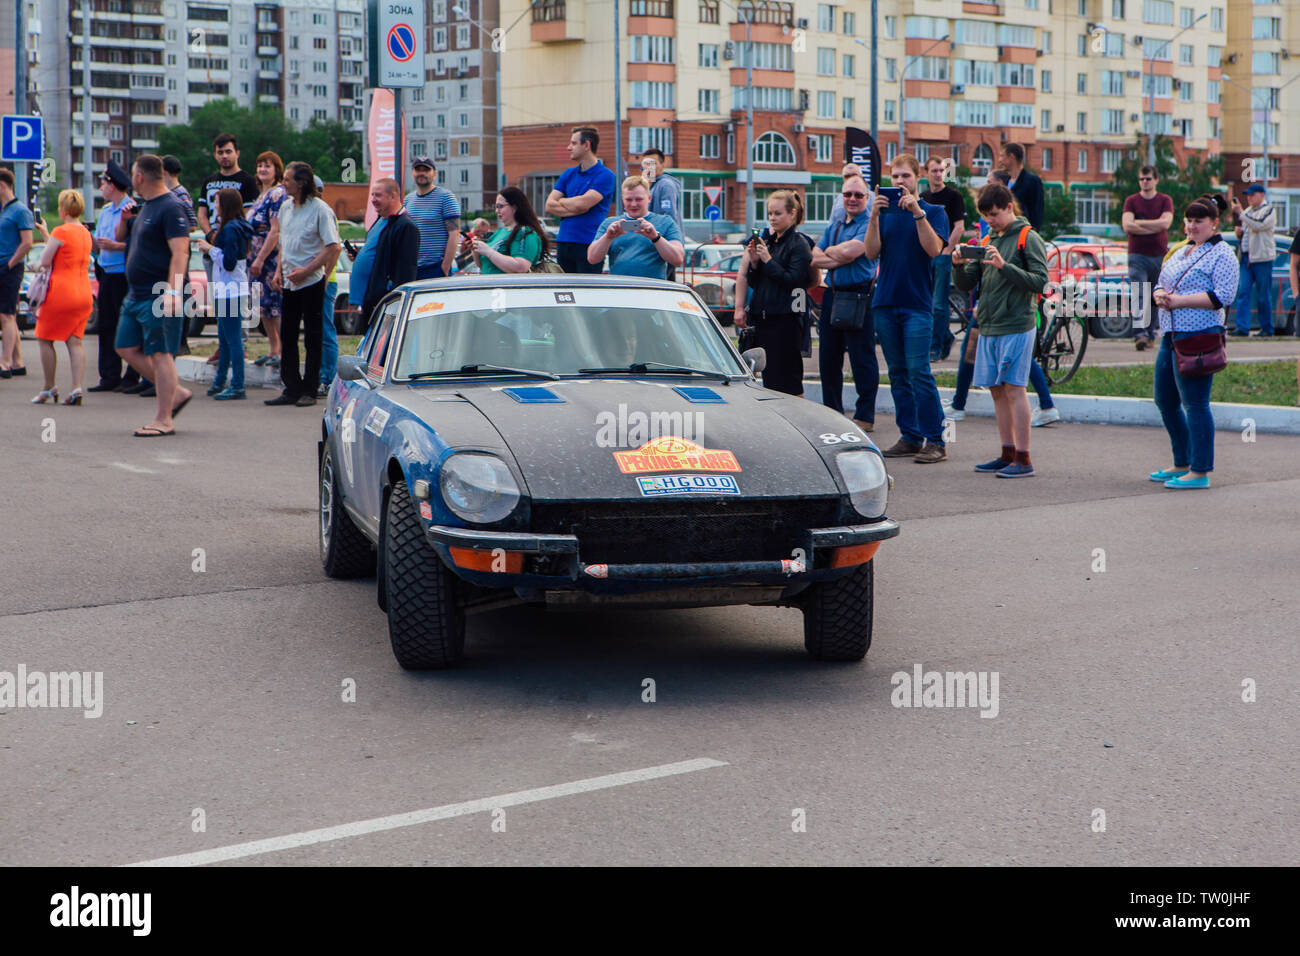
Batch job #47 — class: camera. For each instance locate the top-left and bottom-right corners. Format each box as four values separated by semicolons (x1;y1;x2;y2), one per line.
958;244;988;260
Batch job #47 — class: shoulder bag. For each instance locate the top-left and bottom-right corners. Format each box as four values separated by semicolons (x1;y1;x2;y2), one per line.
825;221;874;331
28;267;51;307
1166;244;1227;378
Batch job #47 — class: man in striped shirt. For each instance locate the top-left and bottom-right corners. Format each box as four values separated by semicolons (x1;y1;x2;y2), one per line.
404;157;461;279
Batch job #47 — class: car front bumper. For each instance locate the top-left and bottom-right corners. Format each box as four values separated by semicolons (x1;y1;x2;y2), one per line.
426;518;899;598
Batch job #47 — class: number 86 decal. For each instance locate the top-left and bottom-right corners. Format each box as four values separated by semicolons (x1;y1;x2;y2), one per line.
818;432;862;445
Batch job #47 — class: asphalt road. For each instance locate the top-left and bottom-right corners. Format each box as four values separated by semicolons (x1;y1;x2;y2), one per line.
2;367;1297;866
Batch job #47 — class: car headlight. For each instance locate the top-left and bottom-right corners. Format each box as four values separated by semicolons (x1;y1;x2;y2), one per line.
439;453;521;524
837;450;889;518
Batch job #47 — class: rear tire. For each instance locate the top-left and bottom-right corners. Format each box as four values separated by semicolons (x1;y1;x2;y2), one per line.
319;446;376;578
802;561;874;661
383;481;465;669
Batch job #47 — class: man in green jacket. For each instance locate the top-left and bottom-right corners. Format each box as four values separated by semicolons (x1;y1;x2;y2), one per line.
953;183;1050;478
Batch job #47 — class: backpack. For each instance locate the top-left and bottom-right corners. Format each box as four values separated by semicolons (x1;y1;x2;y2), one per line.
980;224;1042;304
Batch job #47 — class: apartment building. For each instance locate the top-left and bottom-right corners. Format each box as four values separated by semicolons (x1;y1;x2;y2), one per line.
28;0;365;214
403;0;500;215
1222;0;1299;229
499;0;1239;236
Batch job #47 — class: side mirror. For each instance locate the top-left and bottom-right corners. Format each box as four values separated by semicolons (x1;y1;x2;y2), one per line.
338;355;370;384
742;347;767;375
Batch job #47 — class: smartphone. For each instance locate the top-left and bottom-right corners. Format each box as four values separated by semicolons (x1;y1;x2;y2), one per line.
750;229;762;244
879;187;903;208
959;245;988;260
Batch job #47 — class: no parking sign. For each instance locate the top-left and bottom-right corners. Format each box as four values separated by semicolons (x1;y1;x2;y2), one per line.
370;1;424;88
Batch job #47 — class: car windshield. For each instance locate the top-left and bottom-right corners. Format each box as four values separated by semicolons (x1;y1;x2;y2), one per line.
393;286;748;380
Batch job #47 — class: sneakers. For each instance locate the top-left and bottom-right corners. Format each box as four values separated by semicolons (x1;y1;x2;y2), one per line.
996;462;1035;478
880;439;923;458
206;381;227;397
214;387;245;401
913;444;947;464
942;402;965;422
316;382;330;399
975;457;1011;473
295;395;317;407
253;355;270;367
1135;338;1149;351
1165;473;1209;489
1148;466;1189;482
1031;407;1061;427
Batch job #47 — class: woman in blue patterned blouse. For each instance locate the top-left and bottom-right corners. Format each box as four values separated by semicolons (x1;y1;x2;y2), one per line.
1149;194;1238;490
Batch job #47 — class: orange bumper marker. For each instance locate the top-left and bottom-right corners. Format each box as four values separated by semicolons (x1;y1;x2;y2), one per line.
448;547;524;573
830;542;881;568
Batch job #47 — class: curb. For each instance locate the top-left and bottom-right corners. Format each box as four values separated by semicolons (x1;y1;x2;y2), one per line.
176;356;280;390
802;383;1300;436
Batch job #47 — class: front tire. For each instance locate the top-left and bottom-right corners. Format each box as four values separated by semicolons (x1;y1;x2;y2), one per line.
802;561;874;661
383;481;465;669
320;446;376;578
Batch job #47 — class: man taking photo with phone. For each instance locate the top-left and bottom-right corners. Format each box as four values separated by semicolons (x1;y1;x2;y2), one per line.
586;175;683;278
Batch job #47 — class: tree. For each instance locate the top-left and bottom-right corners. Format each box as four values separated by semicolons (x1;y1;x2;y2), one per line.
156;99;364;197
1110;135;1223;241
1041;187;1076;240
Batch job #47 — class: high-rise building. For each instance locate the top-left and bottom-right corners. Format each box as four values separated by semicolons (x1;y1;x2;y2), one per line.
498;0;1248;237
404;0;500;215
28;0;365;213
1223;0;1299;228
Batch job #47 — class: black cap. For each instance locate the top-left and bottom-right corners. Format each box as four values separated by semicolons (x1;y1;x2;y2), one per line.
411;156;435;170
103;160;131;191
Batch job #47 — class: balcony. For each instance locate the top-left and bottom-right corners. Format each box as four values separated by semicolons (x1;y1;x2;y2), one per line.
532;0;584;43
628;0;672;15
258;44;279;57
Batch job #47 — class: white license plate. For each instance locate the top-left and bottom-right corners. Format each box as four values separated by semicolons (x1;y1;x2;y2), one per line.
636;474;740;497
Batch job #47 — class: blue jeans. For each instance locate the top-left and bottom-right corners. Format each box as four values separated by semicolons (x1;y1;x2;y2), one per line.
1234;259;1273;334
874;306;945;446
416;263;445;280
816;288;878;422
1153;331;1217;473
213;297;245;390
930;255;955;357
320;279;339;384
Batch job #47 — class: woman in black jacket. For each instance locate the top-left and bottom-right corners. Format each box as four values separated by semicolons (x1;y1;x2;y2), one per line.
734;190;813;396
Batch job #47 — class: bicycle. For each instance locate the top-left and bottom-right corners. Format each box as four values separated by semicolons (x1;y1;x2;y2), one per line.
1035;294;1088;385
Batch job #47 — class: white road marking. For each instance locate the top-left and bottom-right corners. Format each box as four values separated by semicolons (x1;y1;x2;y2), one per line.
112;462;157;474
124;757;727;867
154;456;188;465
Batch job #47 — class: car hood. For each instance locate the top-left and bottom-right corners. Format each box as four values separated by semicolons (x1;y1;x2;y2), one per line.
428;379;847;501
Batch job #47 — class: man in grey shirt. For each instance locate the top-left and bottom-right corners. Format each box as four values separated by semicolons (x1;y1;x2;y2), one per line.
640;149;683;279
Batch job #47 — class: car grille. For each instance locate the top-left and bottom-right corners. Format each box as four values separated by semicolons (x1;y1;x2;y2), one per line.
530;499;842;565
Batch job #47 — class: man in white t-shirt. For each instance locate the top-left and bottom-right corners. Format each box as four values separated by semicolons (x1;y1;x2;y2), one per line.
267;161;341;407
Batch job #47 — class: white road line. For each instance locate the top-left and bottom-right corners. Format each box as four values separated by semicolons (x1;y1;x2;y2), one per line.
124;757;728;867
112;462;157;474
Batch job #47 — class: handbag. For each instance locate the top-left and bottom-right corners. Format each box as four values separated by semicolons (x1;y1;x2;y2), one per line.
828;286;873;331
1165;243;1227;378
737;325;758;352
530;257;563;274
1172;331;1227;378
28;267;51;307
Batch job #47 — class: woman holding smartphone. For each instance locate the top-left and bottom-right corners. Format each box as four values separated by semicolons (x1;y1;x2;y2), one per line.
734;190;813;396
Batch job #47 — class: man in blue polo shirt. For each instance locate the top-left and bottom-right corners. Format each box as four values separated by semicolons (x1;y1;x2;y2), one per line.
404;157;461;279
88;160;137;391
545;126;617;273
865;153;949;463
811;173;877;432
587;175;684;279
0;167;35;378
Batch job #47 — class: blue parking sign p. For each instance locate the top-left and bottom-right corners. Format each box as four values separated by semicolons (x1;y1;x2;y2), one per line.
1;116;43;162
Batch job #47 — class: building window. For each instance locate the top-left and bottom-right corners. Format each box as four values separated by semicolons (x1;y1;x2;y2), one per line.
883;99;896;124
699;134;720;159
459;169;469;185
314;37;327;50
841;97;854;120
1143;0;1173;25
884;15;896;39
1179;44;1193;66
843;11;854;34
726;131;735;164
817;4;835;31
884;59;897;82
1101;71;1125;96
752;131;796;165
459;112;469;127
954;20;996;46
886;141;898;163
817;48;834;75
698;43;718;68
1077;150;1088;172
1210;6;1223;31
1101;109;1124;134
904;98;947;123
1040;69;1052;92
630;36;675;64
811;134;833;163
630;81;675;109
435;141;448;160
629;127;673;155
736;41;793;70
953;101;994;126
458;141;469;156
434;28;447;50
952;60;995;87
699;89;719;113
1040;109;1052;132
1075;190;1115;225
996;103;1034;128
997;63;1034;88
1077;111;1087;134
1112;0;1125;17
1178;80;1193;102
732;86;793;110
842;55;854;78
457;25;470;47
1206;80;1220;104
699;0;718;24
1041;147;1052;170
1253;52;1279;75
817;90;834;118
1101;148;1122;172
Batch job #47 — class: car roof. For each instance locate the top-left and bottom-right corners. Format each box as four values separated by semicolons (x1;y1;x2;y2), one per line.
396;274;695;296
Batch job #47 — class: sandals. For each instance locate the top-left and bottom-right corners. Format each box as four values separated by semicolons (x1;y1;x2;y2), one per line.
31;388;59;404
62;388;83;406
171;392;193;418
133;425;176;438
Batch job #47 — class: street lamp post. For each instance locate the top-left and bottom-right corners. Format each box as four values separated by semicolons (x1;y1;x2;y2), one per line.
897;34;948;156
716;0;773;231
1222;71;1300;186
1143;13;1206;167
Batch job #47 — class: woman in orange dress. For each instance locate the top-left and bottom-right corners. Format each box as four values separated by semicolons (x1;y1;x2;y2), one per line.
32;189;94;405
